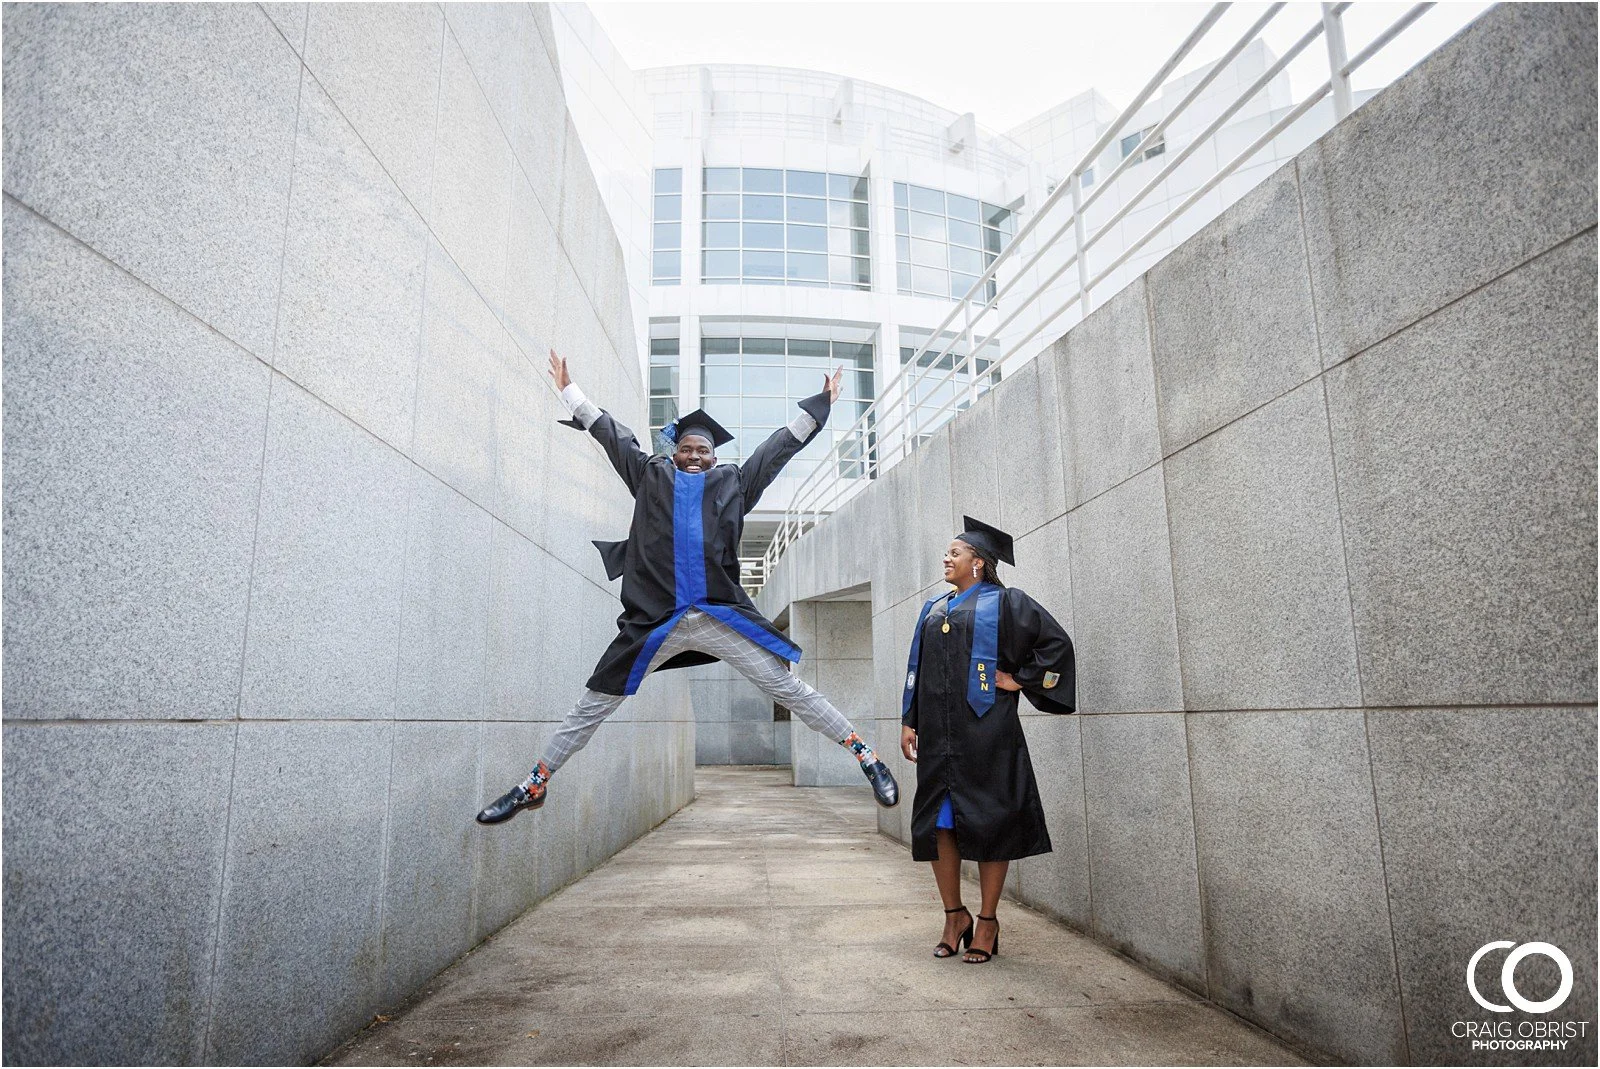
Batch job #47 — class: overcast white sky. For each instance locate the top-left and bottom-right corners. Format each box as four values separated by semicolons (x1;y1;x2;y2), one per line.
589;2;1492;134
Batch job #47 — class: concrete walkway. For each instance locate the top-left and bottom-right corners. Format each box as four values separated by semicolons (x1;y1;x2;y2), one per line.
325;768;1307;1066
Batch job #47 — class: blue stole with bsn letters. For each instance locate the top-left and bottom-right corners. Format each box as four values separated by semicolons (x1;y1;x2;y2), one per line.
902;583;1002;720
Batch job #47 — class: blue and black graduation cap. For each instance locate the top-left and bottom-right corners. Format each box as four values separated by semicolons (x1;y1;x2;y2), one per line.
957;515;1015;566
661;408;735;449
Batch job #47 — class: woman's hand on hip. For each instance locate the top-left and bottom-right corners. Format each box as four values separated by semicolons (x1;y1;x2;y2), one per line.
900;724;917;763
996;670;1022;692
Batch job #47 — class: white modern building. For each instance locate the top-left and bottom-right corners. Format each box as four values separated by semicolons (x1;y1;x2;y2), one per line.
550;5;1384;587
640;64;1032;575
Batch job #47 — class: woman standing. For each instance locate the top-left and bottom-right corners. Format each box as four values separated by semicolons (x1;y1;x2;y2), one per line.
900;516;1075;963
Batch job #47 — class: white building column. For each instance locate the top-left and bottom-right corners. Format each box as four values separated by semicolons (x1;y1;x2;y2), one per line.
680;312;702;411
680;126;705;414
866;129;907;470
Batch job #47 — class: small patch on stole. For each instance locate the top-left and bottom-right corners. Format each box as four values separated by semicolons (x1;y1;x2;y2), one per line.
905;671;916;690
1043;671;1060;689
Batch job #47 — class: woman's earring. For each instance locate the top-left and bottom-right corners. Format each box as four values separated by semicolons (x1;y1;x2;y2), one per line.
972;563;980;578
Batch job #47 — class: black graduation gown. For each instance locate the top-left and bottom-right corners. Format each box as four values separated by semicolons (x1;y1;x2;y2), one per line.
571;392;830;695
903;586;1076;862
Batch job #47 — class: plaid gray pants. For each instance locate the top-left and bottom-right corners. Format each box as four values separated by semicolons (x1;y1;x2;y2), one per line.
543;608;858;771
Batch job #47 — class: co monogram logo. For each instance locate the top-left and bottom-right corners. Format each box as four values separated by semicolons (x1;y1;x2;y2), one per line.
1467;941;1574;1014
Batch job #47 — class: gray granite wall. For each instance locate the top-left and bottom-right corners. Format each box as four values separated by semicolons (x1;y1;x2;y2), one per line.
758;6;1597;1064
1;5;691;1065
686;657;791;766
789;600;874;785
686;598;873;778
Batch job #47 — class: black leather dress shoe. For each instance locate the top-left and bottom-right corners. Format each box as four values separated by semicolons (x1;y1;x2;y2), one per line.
862;759;899;808
475;783;545;824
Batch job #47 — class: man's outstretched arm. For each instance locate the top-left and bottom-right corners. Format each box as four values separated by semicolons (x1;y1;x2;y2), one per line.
737;365;843;512
550;349;651;496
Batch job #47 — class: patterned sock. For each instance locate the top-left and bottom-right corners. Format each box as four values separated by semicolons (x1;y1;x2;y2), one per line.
520;759;552;796
838;731;879;767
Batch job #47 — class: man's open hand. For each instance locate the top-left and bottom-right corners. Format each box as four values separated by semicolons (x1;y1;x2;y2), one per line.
548;349;571;390
827;365;843;403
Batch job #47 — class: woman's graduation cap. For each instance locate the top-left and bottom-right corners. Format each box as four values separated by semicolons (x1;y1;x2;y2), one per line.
662;408;734;448
957;515;1015;566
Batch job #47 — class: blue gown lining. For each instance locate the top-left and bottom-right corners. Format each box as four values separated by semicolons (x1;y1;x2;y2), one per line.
930;603;957;831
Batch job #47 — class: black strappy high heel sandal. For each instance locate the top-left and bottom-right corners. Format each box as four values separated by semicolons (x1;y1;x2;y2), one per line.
934;906;974;958
964;914;1000;963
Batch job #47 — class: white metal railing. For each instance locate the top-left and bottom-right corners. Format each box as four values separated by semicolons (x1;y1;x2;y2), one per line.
758;1;1450;586
738;556;767;596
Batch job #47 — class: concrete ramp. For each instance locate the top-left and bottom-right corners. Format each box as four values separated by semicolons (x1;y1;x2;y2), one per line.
325;768;1304;1066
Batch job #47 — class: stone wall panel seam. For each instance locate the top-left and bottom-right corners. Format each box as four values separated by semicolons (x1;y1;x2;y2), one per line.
197;720;243;1063
1180;712;1212;998
1158;459;1192;708
232;371;278;721
260;4;309;56
1293;156;1347;373
440;6;568;235
468;720;486;944
1360;707;1413;1063
1294;147;1369;706
405;193;434;459
1156;362;1329;466
1335;222;1600;374
1060;455;1165;525
1315;374;1368;708
296;42;436;227
425;9;447;219
370;725;400;1000
268;63;307;368
1;192;279;379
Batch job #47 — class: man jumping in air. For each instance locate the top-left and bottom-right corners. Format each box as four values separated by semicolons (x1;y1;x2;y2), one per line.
476;350;899;823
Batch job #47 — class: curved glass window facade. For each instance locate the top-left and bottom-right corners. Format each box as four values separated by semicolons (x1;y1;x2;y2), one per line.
701;169;870;290
893;183;1015;302
699;334;874;477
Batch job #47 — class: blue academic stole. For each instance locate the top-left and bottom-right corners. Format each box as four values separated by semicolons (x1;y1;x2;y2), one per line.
625;469;799;694
903;583;1003;720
